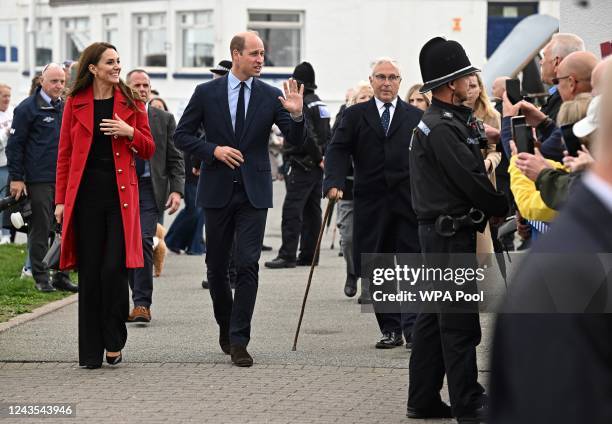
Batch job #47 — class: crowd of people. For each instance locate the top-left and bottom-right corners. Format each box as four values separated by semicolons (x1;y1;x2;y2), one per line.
1;27;611;423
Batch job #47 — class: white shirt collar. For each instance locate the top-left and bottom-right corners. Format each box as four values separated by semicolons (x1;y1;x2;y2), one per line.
582;171;612;214
374;96;398;111
39;89;54;105
228;71;253;91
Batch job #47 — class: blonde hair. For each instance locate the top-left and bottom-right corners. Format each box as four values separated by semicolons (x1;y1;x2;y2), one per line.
470;73;500;129
557;93;591;126
348;81;373;106
404;83;431;107
0;83;11;91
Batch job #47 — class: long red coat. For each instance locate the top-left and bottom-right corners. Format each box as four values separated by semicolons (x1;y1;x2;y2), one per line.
55;86;155;270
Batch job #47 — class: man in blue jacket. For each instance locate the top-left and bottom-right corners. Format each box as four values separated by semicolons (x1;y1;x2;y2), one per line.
6;63;77;293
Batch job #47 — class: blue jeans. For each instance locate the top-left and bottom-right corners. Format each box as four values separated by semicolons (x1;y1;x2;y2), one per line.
165;182;206;255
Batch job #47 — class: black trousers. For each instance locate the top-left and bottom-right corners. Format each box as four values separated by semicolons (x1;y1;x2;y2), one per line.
205;183;267;347
408;224;484;418
27;183;69;284
278;166;322;262
75;169;128;367
129;178;158;308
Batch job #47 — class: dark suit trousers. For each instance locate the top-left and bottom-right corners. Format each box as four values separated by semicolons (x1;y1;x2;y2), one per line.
408;224;484;418
205;183;267;347
129;177;158;308
75;169;128;367
357;193;419;337
165;181;206;255
278;166;323;262
27;183;69;284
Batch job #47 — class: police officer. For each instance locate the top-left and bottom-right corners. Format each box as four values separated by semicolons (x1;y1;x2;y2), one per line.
265;62;330;268
406;38;508;423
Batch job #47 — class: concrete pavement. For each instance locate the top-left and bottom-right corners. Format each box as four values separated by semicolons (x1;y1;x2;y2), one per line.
0;182;501;423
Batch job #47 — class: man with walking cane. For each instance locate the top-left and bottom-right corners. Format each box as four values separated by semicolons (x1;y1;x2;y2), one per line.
323;57;423;349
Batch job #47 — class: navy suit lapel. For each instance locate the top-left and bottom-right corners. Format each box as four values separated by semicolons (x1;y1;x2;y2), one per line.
386;98;406;139
240;78;262;145
364;98;386;140
217;76;234;140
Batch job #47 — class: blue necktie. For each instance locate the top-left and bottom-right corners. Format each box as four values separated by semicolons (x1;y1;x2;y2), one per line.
235;81;245;141
381;103;391;135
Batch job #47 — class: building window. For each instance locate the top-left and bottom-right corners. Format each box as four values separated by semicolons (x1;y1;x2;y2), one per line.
34;18;53;67
103;14;119;46
61;17;90;61
247;11;303;67
177;10;214;68
0;21;18;63
134;12;167;67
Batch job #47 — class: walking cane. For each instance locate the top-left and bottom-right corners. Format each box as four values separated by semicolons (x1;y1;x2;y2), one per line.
292;198;336;351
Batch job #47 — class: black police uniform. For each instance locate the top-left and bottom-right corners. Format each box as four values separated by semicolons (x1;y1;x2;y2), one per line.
407;97;508;419
276;91;331;263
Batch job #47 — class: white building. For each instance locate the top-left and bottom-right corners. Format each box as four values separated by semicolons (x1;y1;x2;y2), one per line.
0;0;560;115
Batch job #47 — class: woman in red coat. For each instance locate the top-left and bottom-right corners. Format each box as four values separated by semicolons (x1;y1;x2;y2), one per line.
55;42;155;369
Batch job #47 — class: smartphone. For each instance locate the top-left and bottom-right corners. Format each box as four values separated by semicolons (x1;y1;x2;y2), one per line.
560;123;582;157
511;116;535;154
506;78;522;104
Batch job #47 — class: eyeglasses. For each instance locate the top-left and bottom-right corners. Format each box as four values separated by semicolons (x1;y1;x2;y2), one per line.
373;74;401;83
552;75;579;85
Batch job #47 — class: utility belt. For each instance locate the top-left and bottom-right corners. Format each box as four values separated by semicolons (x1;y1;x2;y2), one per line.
282;157;318;174
419;208;486;237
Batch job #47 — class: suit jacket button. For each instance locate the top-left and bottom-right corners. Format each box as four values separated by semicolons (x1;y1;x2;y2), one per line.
117;168;123;174
123;203;128;208
115;152;120;157
120;185;126;191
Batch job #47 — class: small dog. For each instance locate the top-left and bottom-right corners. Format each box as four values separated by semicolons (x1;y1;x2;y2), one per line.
152;223;167;277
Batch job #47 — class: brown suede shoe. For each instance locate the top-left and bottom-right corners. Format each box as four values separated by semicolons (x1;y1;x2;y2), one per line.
230;345;253;367
127;306;151;323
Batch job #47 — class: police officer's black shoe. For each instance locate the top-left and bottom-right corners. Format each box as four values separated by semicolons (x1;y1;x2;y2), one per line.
264;257;296;269
344;274;357;297
51;275;78;292
375;332;403;349
406;401;452;419
457;396;488;423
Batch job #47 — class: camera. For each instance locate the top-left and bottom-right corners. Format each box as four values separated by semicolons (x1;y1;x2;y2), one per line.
0;195;32;231
511;116;535;154
468;117;489;150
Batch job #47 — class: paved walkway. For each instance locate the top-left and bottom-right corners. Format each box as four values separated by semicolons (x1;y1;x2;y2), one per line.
0;182;500;423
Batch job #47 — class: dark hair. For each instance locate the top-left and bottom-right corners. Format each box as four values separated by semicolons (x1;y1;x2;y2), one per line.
70;42;140;110
28;74;41;96
148;97;168;112
229;35;246;56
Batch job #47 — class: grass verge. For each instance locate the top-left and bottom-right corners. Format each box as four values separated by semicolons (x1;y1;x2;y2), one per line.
0;244;75;323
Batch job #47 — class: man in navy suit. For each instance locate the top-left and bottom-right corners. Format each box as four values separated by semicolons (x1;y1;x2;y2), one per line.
174;31;305;367
323;58;423;349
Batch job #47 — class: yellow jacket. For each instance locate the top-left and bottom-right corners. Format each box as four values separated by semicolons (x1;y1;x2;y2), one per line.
509;156;566;222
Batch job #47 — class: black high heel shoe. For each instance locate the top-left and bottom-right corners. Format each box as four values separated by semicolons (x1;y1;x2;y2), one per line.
105;352;122;365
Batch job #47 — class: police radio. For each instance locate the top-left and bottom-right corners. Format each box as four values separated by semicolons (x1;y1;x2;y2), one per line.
468;118;489;150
